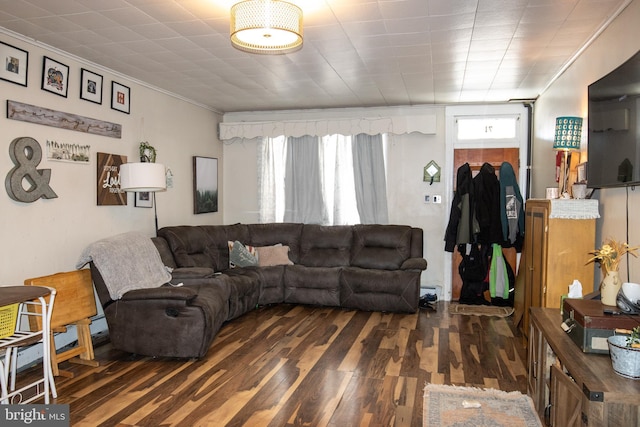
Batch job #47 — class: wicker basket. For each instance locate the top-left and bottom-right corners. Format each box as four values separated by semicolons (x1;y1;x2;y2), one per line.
0;303;19;339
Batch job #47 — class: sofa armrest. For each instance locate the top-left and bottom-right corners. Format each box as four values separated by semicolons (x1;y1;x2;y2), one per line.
400;257;427;271
120;285;197;302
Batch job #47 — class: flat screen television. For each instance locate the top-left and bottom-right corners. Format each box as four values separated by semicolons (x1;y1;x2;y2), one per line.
587;49;640;188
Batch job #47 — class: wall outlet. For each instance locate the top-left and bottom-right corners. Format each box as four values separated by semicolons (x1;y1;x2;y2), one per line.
432;195;442;203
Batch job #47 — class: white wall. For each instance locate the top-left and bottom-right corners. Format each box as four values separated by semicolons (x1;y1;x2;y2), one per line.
1;33;223;287
532;0;640;289
1;33;222;366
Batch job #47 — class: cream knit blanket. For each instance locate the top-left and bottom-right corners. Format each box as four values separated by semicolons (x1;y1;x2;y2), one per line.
76;231;171;300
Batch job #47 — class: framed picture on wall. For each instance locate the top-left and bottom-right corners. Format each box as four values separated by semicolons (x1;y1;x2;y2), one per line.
80;68;103;104
0;41;28;86
41;56;69;97
111;81;130;114
193;156;218;214
135;191;153;208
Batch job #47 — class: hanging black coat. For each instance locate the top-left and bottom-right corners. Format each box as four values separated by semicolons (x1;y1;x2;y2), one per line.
499;162;525;251
473;163;502;245
445;163;477;252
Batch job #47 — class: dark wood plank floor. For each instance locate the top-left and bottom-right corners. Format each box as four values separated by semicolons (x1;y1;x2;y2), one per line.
35;302;527;426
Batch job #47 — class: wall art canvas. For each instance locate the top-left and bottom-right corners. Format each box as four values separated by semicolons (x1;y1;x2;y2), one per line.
193;156;218;214
97;152;127;206
0;41;28;86
80;68;103;104
46;140;90;164
111;81;130;114
42;56;69;97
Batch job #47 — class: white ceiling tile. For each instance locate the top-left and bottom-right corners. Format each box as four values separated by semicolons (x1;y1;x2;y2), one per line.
0;0;627;111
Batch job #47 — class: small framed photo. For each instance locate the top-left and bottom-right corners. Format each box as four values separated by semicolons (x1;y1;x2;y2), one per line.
80;68;103;104
41;56;69;97
0;41;28;86
576;162;588;184
111;81;130;114
135;191;153;208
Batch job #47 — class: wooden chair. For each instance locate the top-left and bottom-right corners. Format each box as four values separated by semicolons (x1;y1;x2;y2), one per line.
24;269;99;377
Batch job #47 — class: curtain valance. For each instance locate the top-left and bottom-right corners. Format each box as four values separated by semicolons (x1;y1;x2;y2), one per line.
218;114;436;140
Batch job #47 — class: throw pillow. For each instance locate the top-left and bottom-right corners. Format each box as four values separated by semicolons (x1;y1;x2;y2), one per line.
228;240;258;268
256;244;294;267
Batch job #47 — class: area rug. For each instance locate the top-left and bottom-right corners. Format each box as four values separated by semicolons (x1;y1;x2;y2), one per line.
449;303;514;317
423;384;542;427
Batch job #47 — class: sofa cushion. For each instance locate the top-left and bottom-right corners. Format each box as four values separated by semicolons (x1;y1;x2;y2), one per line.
254;265;285;305
256;244;293;267
284;265;341;306
248;223;303;263
350;225;412;270
299;224;352;267
219;270;261;320
158;226;218;269
228;240;258;268
340;267;420;313
152;236;177;269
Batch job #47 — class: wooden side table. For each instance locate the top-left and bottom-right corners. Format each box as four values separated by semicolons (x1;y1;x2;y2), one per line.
0;285;56;404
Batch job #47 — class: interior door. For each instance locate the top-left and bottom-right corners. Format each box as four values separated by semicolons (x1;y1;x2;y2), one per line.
451;148;520;301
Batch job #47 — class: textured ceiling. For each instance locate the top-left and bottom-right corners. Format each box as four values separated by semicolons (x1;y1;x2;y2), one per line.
0;0;631;112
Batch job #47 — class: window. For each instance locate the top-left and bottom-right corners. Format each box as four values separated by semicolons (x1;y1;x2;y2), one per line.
258;134;388;225
456;117;517;140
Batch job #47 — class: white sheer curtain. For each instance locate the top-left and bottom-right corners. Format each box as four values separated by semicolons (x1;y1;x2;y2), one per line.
321;135;359;225
259;133;388;225
352;133;389;224
258;136;286;223
283;136;327;224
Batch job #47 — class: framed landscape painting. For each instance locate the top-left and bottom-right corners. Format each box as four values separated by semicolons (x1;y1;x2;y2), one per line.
193;156;218;214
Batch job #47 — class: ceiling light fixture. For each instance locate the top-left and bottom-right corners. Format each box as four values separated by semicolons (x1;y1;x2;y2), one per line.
230;0;303;55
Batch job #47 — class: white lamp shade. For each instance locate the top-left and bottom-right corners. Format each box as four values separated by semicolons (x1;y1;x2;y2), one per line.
120;162;166;192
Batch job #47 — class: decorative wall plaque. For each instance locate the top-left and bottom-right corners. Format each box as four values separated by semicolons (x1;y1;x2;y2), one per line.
5;136;58;203
7;100;122;139
97;152;127;206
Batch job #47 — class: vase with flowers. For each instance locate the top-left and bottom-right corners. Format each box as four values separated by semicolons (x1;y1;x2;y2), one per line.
587;239;639;306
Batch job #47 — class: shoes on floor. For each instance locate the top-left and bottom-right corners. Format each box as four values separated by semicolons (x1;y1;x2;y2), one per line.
419;293;437;310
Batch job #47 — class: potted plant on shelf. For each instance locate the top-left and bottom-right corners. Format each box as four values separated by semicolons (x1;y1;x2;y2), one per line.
608;326;640;379
587;238;639;306
139;141;157;163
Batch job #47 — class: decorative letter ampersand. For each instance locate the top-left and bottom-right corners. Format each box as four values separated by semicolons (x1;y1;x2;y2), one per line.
5;136;58;203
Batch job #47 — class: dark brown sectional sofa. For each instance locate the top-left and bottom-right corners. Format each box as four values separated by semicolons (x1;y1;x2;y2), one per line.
90;223;427;359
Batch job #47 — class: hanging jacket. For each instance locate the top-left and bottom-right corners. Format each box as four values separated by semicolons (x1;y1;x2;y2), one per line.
473;163;502;245
445;163;477;252
499;162;525;251
489;243;509;299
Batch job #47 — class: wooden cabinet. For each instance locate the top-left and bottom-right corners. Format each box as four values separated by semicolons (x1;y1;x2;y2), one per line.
520;199;596;338
528;307;640;427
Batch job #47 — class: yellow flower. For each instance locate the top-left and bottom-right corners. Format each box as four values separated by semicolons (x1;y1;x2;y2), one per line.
587;238;639;274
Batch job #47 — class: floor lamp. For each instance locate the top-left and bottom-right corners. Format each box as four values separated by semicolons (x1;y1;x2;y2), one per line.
553;116;582;197
120;162;167;235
